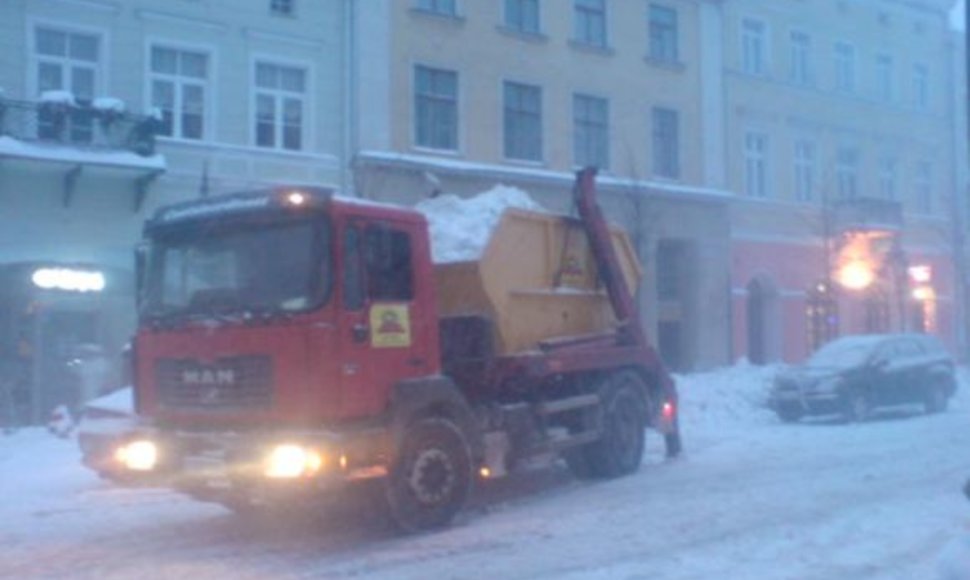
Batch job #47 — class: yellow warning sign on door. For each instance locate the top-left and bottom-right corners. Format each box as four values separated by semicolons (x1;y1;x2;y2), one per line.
370;303;412;348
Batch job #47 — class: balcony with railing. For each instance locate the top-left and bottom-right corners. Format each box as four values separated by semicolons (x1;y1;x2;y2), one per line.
0;93;166;211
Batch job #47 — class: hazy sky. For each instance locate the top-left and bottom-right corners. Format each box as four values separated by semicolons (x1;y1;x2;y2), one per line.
954;0;965;30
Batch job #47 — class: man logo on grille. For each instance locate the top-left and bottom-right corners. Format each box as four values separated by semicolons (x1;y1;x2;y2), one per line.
182;368;236;386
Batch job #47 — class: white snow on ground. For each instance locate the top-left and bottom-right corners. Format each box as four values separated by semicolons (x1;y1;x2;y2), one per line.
1;365;968;579
415;185;544;263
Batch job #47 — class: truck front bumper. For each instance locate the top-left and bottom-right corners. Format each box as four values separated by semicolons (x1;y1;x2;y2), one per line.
112;424;390;504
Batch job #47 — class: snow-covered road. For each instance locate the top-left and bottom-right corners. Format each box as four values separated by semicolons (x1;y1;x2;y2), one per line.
2;365;968;579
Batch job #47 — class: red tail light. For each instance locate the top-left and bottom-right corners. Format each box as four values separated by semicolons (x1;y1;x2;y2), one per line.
662;401;675;419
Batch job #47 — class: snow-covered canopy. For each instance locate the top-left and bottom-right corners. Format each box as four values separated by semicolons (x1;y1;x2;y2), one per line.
415;184;545;263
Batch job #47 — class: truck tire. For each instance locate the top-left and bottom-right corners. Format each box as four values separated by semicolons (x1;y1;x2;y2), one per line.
384;417;472;532
567;371;647;479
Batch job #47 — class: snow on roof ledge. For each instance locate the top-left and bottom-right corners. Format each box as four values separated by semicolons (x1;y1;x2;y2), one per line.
0;136;166;171
357;150;732;202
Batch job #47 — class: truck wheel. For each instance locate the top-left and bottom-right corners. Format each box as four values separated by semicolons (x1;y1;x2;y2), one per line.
384;417;472;532
589;372;647;478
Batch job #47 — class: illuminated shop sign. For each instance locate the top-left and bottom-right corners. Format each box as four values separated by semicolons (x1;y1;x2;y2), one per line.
31;268;106;292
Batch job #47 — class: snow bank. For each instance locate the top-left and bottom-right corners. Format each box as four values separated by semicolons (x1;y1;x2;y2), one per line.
415;185;545;263
674;360;782;435
87;386;133;415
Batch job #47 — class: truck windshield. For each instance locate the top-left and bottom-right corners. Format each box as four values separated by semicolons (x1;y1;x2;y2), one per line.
141;218;329;320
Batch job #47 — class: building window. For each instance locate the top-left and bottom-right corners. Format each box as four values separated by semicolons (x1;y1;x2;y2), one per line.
254;62;307;151
834;42;855;93
33;26;101;142
793;140;815;202
573;93;609;169
836;147;859;199
878;158;896;200
415;65;458;151
741;18;767;75
648;4;678;63
416;0;456;16
651;107;680;179
503;81;542;161
150;46;208;140
875;54;893;101
505;0;540;34
573;0;607;48
789;30;811;85
270;0;295;16
915;161;932;213
913;64;929;110
743;131;768;197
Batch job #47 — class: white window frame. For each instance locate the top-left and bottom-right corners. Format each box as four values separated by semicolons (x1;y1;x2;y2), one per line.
834;41;855;93
875;54;893;102
502;80;543;162
741;17;768;76
793;139;815;202
413;64;460;152
250;55;313;152
27;19;107;101
744;131;769;198
147;41;213;141
416;0;457;16
878;157;897;200
270;0;296;16
648;3;678;64
836;147;859;199
651;106;680;179
573;92;610;169
913;63;929;110
504;0;541;34
573;0;608;48
789;29;811;86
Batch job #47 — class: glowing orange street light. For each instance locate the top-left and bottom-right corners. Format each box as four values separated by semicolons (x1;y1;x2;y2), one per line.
836;260;875;290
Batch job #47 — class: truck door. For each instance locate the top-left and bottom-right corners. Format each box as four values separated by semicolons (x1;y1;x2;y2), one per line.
338;220;431;419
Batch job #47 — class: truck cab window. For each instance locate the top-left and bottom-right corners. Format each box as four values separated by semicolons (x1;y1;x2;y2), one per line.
343;225;364;310
364;226;413;301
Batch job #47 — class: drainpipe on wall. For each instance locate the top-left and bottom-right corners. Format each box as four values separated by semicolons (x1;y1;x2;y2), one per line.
341;0;358;197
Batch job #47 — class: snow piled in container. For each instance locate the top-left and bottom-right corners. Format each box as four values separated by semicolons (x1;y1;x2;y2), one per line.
416;184;545;263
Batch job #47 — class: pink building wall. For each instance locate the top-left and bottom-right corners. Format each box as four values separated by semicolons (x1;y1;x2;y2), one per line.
731;239;958;364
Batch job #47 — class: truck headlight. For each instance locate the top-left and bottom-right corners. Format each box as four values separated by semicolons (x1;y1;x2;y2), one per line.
115;439;159;471
264;444;324;479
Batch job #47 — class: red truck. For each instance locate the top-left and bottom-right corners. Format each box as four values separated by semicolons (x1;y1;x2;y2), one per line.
117;168;680;531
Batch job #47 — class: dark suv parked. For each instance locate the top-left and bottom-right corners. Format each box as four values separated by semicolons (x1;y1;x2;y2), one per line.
769;334;957;423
